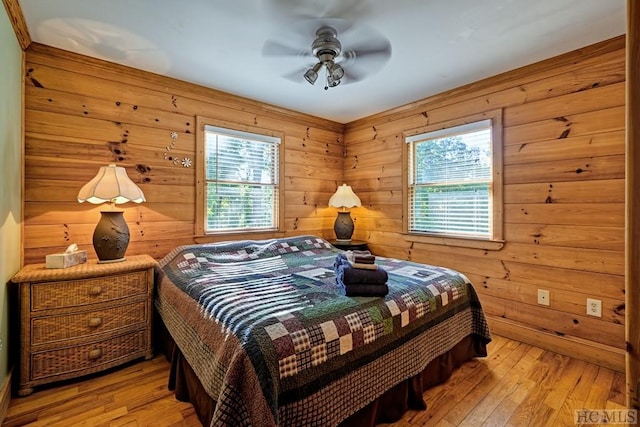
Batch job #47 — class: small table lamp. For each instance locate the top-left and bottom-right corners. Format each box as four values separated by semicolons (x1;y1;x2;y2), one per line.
77;163;145;263
328;183;361;242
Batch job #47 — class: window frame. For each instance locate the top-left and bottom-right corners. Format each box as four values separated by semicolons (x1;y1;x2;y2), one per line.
195;116;284;237
402;109;504;250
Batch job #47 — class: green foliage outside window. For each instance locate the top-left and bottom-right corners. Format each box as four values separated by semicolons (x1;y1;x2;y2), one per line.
409;127;492;237
204;129;279;232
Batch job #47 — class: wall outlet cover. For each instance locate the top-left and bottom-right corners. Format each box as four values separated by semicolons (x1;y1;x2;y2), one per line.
586;298;602;317
537;289;550;306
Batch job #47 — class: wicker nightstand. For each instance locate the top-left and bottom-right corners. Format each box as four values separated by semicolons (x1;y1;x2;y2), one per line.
11;254;157;396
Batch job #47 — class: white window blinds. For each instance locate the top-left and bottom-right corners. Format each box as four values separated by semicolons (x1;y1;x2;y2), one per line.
407;119;493;238
203;125;280;233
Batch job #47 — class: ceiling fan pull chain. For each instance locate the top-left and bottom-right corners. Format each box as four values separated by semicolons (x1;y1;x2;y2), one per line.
325;68;329;90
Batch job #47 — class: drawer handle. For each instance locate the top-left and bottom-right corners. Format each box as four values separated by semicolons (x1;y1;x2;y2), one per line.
88;348;102;361
88;317;103;328
88;286;102;296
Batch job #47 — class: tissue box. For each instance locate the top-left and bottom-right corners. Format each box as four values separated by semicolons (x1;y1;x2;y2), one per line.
45;250;88;269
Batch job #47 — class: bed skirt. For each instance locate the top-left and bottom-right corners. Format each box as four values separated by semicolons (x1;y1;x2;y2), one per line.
156;317;488;427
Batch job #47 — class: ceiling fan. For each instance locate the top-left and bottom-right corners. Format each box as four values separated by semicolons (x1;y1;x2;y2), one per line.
262;18;392;90
303;26;346;88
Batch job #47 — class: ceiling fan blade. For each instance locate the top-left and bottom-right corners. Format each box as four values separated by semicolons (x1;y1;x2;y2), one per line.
342;68;368;84
344;46;391;62
339;48;390;83
340;52;390;76
340;38;392;76
262;40;310;57
343;35;391;51
290;17;355;39
262;0;373;23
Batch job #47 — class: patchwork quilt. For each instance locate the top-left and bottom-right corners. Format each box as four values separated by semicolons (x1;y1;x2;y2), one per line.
155;235;491;427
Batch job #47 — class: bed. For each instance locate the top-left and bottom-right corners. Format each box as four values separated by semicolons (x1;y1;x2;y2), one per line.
154;235;491;426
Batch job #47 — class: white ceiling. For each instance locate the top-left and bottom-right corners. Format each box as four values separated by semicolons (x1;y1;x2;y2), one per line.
19;0;626;124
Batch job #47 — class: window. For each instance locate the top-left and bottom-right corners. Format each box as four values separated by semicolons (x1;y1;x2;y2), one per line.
405;111;503;244
196;118;283;235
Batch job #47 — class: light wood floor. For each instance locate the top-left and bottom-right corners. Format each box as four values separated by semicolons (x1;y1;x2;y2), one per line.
2;335;627;426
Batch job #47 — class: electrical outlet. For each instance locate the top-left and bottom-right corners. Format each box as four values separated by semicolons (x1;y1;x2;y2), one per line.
587;298;602;317
537;289;550;306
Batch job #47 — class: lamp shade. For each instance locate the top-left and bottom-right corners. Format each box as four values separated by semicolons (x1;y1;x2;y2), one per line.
77;164;145;263
328;184;361;208
78;163;145;204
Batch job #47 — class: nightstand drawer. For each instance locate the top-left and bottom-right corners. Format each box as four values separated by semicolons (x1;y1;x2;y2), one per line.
31;271;148;311
31;329;147;381
31;300;148;345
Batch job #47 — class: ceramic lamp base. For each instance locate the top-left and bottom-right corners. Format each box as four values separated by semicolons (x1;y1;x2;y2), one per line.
334;211;354;242
93;210;130;263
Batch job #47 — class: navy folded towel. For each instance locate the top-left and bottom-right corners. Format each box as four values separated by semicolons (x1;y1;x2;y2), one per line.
346;250;376;264
337;264;388;285
336;281;389;297
334;253;388;285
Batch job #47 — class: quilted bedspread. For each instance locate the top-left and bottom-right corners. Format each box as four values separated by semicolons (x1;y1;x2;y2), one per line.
155;235;491;427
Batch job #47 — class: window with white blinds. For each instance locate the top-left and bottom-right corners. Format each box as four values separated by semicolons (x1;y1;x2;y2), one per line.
406;119;495;238
202;125;280;233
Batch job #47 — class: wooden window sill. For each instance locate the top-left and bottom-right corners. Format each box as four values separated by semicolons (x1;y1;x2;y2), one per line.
403;234;504;251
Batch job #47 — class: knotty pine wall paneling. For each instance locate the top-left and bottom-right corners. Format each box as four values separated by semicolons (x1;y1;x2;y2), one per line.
343;36;626;371
22;36;628;371
23;43;345;264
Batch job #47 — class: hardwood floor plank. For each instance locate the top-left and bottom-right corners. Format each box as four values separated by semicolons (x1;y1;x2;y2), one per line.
412;340;525;425
2;335;627;427
479;379;537;427
567;362;601;404
506;351;572;426
107;397;197;427
458;345;544;426
583;367;616;410
608;371;627;406
544;358;589;409
542;358;589;426
556;363;602;426
60;406;129;427
443;342;533;425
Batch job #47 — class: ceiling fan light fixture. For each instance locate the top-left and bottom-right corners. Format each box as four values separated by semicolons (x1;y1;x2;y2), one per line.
327;61;344;80
326;74;341;89
304;62;322;85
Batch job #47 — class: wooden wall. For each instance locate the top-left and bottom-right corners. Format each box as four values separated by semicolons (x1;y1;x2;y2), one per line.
344;36;626;371
23;36;627;370
22;43;345;265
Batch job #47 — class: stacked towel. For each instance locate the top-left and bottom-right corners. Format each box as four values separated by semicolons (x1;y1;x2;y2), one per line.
344;250;378;270
334;251;388;297
346;250;376;264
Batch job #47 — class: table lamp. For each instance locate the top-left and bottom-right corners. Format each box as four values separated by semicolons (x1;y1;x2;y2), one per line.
77;163;145;263
328;183;361;242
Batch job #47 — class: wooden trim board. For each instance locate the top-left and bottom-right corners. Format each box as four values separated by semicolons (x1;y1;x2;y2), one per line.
0;370;12;424
1;0;31;50
487;315;625;373
626;0;640;409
